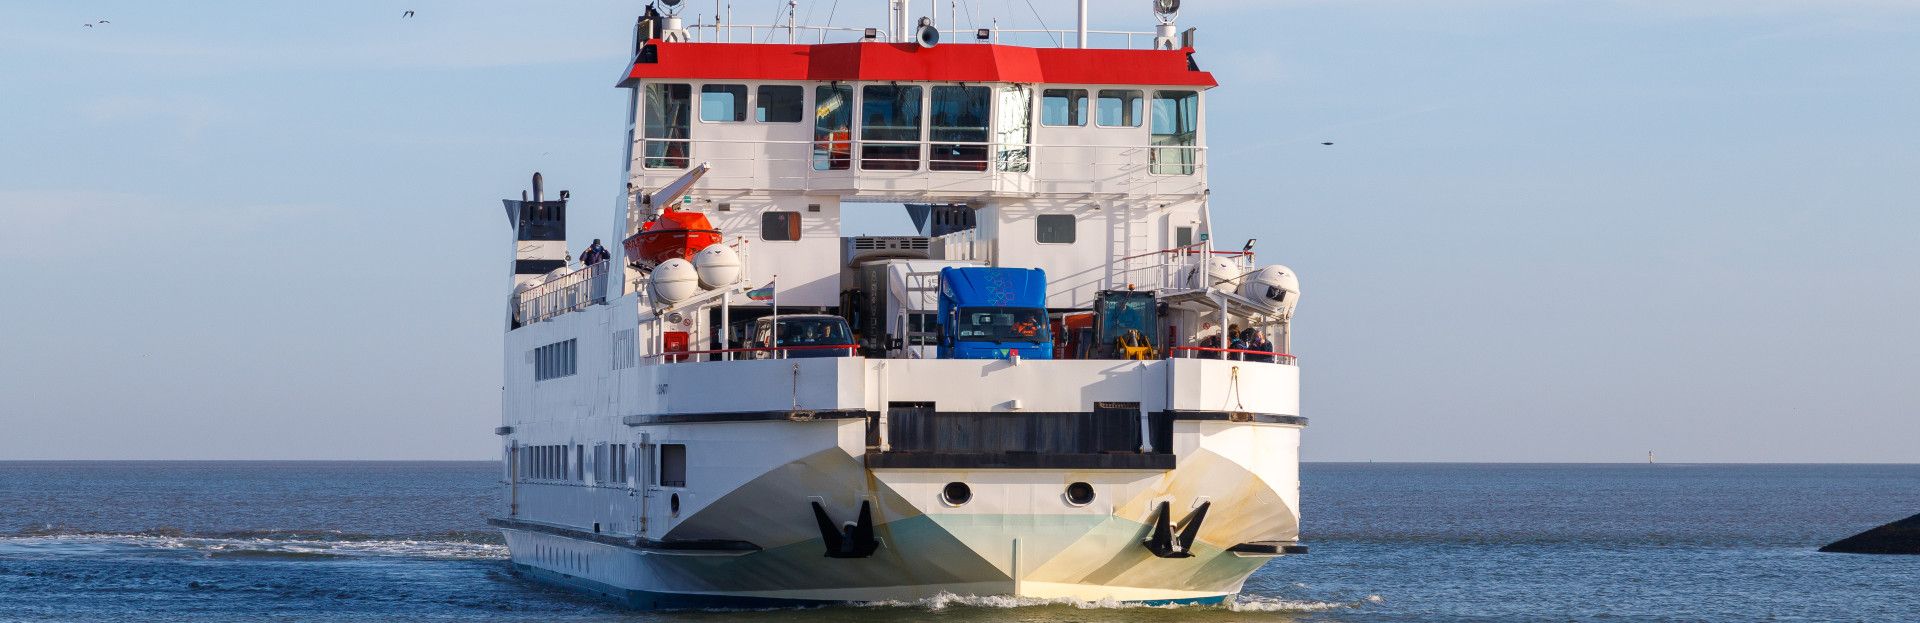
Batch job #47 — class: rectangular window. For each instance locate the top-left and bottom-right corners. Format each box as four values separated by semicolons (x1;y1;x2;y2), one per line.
1176;226;1194;249
575;444;583;481
995;85;1032;172
1151;90;1200;175
756;85;804;123
930;85;990;172
534;339;578;381
813;85;853;170
860;85;923;171
700;84;746;122
761;211;801;241
593;443;609;482
1037;214;1076;244
659;444;687;487
642;83;692;169
1097;89;1144;127
612;444;628;484
1041;89;1087;126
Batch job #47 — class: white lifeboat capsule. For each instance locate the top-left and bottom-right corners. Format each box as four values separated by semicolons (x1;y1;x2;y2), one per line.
691;244;742;289
1186;255;1240;290
649;258;700;303
1238;264;1301;315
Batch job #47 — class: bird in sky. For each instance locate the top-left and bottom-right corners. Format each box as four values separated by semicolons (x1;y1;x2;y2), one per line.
1320;142;1334;146
403;10;415;18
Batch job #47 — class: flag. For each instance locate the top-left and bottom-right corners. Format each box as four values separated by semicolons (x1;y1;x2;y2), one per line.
746;281;775;301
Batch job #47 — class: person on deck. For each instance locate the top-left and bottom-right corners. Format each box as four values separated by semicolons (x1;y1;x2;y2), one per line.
580;239;610;267
1198;332;1222;359
1226;324;1245;360
1244;329;1275;363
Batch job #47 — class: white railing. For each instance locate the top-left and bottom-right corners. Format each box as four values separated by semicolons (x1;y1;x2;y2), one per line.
633;138;1205;197
685;22;887;44
1110;243;1257;294
515;261;609;325
677;21;1159;49
990;29;1158;50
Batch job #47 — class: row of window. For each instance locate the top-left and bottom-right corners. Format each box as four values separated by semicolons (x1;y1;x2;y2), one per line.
749;211;1073;244
514;442;688;489
593;442;630;484
690;84;806;124
534;339;577;381
642;83;1199;174
1041;89;1145;128
520;444;580;481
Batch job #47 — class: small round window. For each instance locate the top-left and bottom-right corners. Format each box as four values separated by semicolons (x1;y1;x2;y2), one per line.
941;482;972;506
1065;482;1095;506
670;493;681;516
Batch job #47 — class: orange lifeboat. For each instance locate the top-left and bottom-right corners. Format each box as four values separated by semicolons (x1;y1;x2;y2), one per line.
623;208;722;268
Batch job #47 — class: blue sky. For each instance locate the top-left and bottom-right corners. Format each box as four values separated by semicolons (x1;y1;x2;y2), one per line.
2;1;1916;461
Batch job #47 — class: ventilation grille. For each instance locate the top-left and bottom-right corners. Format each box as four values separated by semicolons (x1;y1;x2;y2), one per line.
853;237;932;250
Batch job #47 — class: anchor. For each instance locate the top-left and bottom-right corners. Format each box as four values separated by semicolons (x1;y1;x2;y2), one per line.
1142;500;1211;558
811;500;880;558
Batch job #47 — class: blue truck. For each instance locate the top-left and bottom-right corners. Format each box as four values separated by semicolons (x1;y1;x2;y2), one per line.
936;267;1053;360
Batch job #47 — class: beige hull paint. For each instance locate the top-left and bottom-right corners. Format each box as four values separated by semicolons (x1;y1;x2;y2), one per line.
518;418;1305;602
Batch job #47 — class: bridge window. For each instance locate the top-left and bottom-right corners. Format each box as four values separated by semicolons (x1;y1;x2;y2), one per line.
861;85;923;171
757;85;804;123
642;83;692;169
1037;214;1076;244
996;85;1032;172
1041;89;1087;127
762;211;801;241
700;84;747;122
1097;89;1144;127
930;86;990;172
813;85;853;170
1151;90;1200;175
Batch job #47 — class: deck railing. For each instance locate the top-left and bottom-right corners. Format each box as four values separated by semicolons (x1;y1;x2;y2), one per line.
634;139;1206;198
660;344;859;363
679;22;1160;50
1107;243;1258;294
515;261;608;325
1167;346;1296;366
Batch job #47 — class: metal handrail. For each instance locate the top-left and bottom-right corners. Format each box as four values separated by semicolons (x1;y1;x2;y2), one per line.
1168;346;1296;365
685;23;890;44
515;261;609;325
661;343;859;363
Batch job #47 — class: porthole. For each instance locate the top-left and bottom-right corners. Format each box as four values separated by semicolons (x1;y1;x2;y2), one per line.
670;493;681;516
941;482;972;506
1065;482;1095;506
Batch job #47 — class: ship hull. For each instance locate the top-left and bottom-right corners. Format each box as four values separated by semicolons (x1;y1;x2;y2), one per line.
494;414;1300;608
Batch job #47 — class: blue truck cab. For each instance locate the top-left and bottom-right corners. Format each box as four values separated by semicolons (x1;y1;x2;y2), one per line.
936;267;1053;360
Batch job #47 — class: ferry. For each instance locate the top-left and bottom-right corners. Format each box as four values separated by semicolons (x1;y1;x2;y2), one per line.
489;0;1307;608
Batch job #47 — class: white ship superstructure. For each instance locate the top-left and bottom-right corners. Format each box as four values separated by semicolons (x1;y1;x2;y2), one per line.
490;1;1307;608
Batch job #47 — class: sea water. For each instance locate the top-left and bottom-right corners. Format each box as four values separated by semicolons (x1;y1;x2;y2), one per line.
1;462;1913;622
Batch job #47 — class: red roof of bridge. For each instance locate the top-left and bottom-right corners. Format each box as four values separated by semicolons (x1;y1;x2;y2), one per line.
620;41;1217;88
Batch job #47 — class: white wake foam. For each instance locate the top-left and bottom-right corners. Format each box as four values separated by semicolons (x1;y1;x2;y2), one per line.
0;533;507;560
856;591;1353;612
